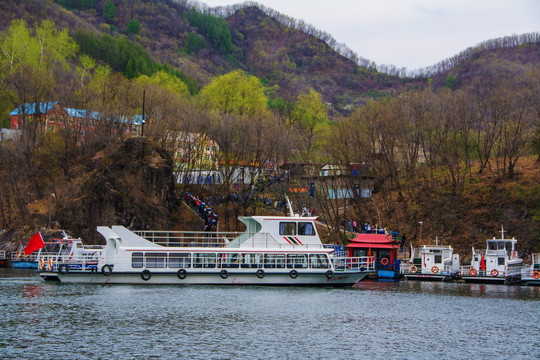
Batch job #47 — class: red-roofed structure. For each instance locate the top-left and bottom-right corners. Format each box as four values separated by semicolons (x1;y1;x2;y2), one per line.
346;233;401;279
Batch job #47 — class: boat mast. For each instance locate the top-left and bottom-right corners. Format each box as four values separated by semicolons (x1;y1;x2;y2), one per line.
285;196;295;217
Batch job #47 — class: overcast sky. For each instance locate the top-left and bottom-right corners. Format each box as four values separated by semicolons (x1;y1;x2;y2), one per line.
200;0;540;70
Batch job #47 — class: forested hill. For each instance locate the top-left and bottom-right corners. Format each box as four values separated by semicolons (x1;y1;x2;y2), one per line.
1;0;538;115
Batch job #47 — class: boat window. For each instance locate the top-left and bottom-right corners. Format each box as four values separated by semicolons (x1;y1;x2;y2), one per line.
279;222;296;236
241;253;263;268
298;222;315;236
219;253;240;268
132;252;143;268
434;255;442;263
287;254;308;269
498;257;505;266
264;254;286;269
309;254;330;269
488;242;497;250
146;253;167;268
169;253;191;268
498;242;505;250
193;253;216;268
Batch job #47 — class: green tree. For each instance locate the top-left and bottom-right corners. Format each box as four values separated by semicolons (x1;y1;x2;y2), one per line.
126;19;140;35
184;8;232;54
136;71;189;97
291;89;328;160
199;70;269;117
183;32;207;54
103;0;116;23
0;19;77;128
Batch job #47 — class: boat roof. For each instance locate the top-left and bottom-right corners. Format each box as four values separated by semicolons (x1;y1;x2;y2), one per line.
346;233;399;249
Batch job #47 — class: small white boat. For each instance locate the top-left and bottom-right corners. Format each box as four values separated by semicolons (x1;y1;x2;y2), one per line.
39;200;374;285
400;241;460;281
12;232;97;269
460;227;523;284
521;253;540;286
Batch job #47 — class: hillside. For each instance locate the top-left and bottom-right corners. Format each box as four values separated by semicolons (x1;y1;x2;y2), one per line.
0;0;421;115
1;1;538;115
0;0;538;257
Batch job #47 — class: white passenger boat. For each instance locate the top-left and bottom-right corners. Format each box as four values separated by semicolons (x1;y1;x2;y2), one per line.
39;202;374;285
400;241;460;281
521;253;540;286
460;227;523;284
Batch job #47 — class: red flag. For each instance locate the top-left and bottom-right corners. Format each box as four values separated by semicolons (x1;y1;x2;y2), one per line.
480;253;486;271
24;232;45;256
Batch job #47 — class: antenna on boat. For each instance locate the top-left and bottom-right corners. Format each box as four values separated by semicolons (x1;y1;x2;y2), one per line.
500;225;505;240
285;196;295;217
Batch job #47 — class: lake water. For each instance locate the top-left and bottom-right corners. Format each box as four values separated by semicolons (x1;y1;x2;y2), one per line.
1;269;539;360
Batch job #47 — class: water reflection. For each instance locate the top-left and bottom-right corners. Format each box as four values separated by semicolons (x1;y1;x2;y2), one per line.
353;279;540;300
0;270;539;360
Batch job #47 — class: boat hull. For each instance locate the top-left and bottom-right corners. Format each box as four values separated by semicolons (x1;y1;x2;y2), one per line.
40;270;369;286
12;261;38;269
461;275;521;285
403;273;453;282
522;278;540;286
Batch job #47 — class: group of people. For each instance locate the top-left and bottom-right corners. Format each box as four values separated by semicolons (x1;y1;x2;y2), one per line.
183;191;218;232
342;220;407;250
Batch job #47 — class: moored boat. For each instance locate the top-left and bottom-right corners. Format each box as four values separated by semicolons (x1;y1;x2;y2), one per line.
0;250;7;267
39;201;375;286
521;253;540;286
11;232;96;270
400;242;460;281
460;227;523;284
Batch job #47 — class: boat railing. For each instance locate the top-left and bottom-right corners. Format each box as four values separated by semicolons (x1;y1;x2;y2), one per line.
460;265;523;277
134;230;325;249
11;251;40;262
332;256;376;272
0;250;5;260
400;262;455;275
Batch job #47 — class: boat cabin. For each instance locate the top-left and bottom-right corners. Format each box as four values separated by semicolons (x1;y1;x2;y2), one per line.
346;233;400;271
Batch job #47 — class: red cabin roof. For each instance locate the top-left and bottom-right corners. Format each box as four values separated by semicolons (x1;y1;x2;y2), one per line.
346;233;399;249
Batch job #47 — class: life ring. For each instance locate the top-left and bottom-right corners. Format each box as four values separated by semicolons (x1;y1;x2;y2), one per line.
141;269;151;281
532;271;540;279
101;264;113;276
431;266;439;274
16;250;22;259
220;269;229;279
289;270;298;279
47;258;53;271
469;268;477;276
491;269;499;277
381;258;389;266
410;265;417;273
58;264;69;275
38;258;45;270
177;269;188;280
256;269;265;279
326;270;334;280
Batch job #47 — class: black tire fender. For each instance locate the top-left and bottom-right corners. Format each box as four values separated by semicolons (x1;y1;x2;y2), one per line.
141;269;151;281
58;264;69;275
177;269;188;280
256;269;265;279
289;270;298;279
326;270;334;280
220;269;229;279
101;264;113;276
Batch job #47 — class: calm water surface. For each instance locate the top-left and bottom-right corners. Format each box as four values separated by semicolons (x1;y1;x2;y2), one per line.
1;269;538;359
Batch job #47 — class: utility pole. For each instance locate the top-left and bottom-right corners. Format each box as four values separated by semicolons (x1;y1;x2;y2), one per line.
141;89;146;136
